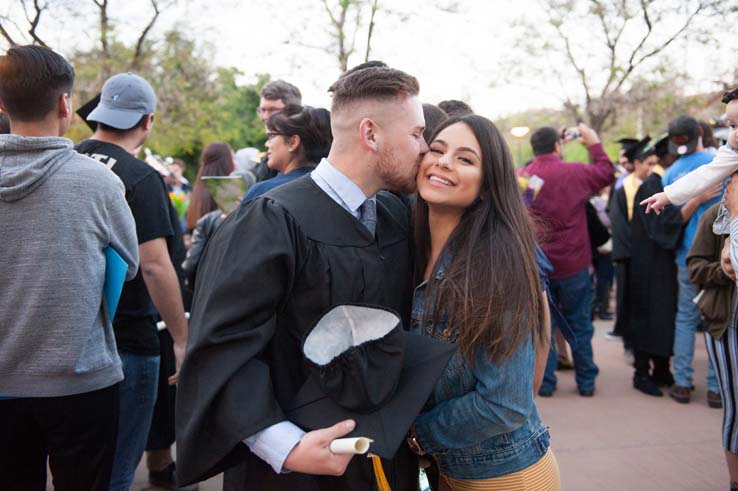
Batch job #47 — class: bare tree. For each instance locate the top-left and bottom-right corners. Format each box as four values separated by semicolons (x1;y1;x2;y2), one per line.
363;0;378;62
90;0;111;79
90;0;173;81
130;0;173;70
322;0;361;72
512;0;729;133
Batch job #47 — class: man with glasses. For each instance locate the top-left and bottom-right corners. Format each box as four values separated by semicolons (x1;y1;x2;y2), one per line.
254;80;302;181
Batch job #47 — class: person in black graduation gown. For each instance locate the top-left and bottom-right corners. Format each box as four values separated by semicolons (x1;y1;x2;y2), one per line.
608;138;650;348
175;66;428;490
629;137;682;396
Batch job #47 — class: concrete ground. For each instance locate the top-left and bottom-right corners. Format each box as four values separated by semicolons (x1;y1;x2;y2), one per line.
128;317;726;491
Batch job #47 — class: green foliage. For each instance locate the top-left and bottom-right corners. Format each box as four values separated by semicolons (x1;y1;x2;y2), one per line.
66;29;267;174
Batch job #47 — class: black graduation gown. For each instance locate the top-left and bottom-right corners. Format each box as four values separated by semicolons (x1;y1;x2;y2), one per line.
175;175;418;490
608;186;632;339
628;173;682;356
609;186;631;263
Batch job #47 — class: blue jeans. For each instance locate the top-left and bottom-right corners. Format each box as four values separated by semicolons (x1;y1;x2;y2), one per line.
673;265;719;392
109;352;159;491
541;267;599;392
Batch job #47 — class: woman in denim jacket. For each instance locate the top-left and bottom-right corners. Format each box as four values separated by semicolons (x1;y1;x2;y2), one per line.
408;114;560;490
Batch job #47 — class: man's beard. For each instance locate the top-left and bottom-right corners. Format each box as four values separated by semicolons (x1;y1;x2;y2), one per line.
376;147;418;194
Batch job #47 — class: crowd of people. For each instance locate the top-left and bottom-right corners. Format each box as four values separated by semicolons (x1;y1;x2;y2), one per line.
1;42;738;491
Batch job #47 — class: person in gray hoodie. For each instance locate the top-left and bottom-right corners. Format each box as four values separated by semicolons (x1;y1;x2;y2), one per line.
0;45;139;491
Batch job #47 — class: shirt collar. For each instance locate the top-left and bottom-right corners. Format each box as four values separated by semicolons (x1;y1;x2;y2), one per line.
312;158;371;213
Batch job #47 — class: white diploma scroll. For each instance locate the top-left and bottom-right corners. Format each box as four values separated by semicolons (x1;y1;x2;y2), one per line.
329;437;374;455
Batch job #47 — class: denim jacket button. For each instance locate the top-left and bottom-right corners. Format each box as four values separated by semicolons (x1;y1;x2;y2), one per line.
442;327;452;338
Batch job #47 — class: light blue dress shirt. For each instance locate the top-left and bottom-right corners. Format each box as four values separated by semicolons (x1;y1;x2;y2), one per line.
242;158;374;474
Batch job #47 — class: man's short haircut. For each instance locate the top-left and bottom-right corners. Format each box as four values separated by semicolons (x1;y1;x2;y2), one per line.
530;127;561;156
260;80;302;105
438;100;473;117
340;60;388;79
96;114;149;135
328;66;420;112
0;45;75;122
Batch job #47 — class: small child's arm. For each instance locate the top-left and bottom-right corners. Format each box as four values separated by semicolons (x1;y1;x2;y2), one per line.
663;145;738;206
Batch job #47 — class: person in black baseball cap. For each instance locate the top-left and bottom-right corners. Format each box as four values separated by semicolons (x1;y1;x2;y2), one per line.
667;115;702;157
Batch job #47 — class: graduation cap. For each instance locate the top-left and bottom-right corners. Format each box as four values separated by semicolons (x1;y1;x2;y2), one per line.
286;304;455;459
623;136;651;162
617;137;640;153
639;133;669;160
76;93;101;132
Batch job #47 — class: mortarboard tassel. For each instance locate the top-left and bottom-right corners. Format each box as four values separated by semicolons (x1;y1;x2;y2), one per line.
369;454;391;491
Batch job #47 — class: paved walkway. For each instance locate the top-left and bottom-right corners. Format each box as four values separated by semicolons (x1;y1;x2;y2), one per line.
538;319;724;491
130;318;726;491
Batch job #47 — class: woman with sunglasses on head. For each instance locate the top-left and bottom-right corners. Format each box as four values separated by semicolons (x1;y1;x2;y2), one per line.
409;114;560;490
242;105;332;203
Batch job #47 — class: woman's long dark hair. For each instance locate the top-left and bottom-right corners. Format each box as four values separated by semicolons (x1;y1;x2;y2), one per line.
185;142;234;231
415;114;546;363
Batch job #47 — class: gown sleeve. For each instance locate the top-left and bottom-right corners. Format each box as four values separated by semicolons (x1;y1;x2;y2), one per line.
175;197;304;485
633;178;683;251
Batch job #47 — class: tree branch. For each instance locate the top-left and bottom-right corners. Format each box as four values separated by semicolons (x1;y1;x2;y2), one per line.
547;8;592;105
364;0;378;61
613;1;704;94
92;0;111;80
24;0;49;47
347;1;361;64
130;0;168;70
0;21;18;46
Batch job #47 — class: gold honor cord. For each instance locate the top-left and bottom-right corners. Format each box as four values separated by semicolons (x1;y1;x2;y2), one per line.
369;454;391;491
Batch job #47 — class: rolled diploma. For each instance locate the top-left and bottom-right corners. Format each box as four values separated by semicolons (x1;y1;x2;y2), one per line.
329;437;374;455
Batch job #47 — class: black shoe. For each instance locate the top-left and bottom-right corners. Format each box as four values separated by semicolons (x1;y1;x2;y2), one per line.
578;387;595;397
538;386;555;397
651;370;675;387
634;375;663;397
149;463;199;490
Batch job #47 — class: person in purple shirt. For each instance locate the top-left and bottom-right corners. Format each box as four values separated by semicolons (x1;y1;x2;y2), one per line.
519;123;615;397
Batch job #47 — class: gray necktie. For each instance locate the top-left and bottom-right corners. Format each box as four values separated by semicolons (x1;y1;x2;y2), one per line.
358;199;377;236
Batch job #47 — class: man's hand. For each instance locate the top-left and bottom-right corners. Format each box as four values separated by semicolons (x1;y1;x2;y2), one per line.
578;123;600;147
721;237;736;282
283;420;357;476
641;192;671;215
168;338;187;385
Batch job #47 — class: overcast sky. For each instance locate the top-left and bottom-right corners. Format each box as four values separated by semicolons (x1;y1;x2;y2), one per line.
3;0;736;118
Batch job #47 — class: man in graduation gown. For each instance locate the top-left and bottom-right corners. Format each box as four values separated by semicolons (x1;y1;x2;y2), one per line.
608;137;650;347
629;137;682;396
175;66;428;490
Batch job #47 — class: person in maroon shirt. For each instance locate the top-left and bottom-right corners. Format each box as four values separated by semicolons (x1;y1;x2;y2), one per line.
519;123;615;396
